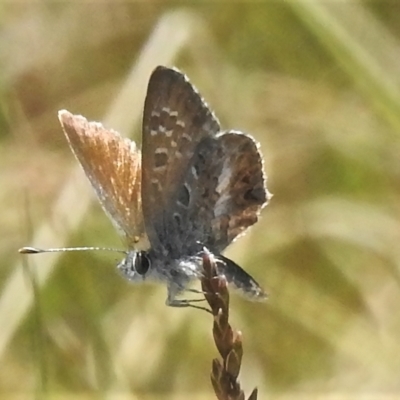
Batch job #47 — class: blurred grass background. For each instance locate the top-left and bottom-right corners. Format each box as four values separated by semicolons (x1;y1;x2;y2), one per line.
2;1;400;399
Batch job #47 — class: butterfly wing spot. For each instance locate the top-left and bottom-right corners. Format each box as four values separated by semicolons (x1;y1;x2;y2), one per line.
154;148;168;169
244;186;266;203
149;113;163;136
173;213;182;229
216;161;233;194
178;134;192;156
150;178;162;194
161;109;180;133
177;183;191;208
182;133;192;142
191;165;199;179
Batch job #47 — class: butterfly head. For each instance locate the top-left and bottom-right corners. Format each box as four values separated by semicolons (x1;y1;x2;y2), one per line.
117;250;152;282
117;247;203;293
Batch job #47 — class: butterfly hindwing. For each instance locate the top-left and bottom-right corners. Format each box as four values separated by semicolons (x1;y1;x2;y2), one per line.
169;131;268;254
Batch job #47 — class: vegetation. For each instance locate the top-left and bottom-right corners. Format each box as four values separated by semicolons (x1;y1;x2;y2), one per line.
1;2;400;398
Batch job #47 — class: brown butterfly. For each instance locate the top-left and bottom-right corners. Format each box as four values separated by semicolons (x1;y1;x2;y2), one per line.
21;66;271;307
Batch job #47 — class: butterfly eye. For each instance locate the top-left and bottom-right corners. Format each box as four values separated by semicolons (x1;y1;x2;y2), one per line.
135;251;151;275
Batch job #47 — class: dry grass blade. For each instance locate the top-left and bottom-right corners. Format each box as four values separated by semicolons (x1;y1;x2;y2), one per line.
201;251;258;400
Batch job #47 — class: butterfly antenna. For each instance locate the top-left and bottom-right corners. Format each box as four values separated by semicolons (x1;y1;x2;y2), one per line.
19;246;127;255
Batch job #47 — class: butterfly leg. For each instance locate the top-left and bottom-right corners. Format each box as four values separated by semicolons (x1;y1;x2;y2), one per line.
166;297;211;313
166;287;211;312
185;288;207;295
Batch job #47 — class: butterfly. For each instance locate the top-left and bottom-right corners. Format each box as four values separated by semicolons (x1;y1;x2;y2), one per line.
23;66;270;307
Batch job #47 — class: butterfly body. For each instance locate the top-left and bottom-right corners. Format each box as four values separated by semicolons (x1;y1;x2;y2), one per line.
58;66;270;306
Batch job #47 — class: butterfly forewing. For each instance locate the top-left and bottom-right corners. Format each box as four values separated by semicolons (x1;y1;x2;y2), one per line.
141;66;220;249
59;110;147;248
